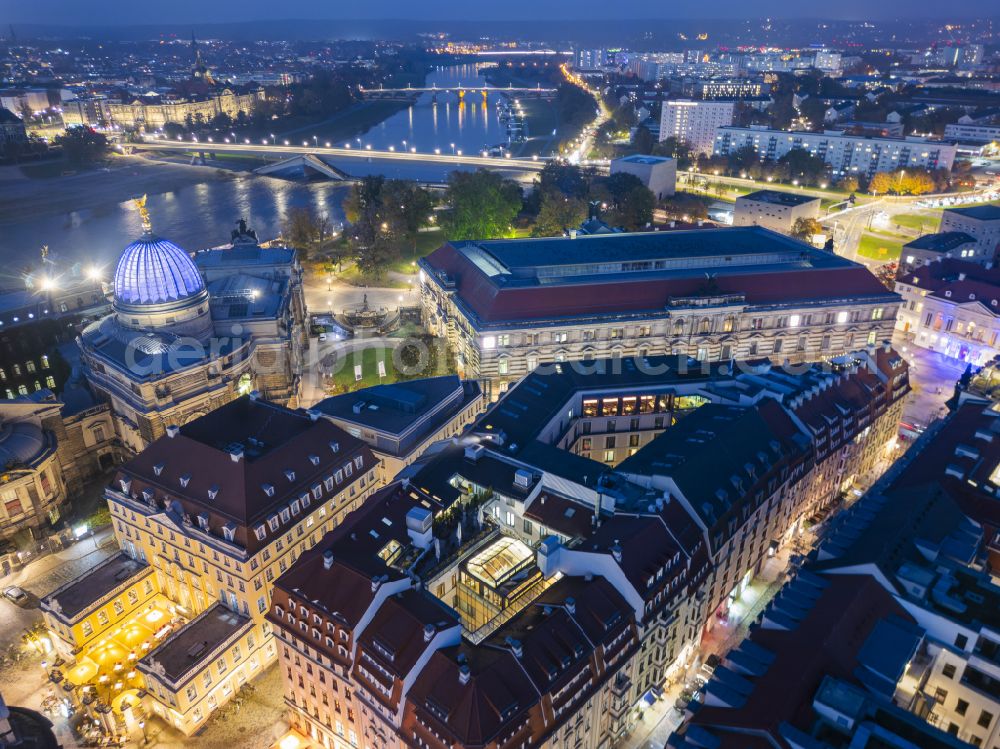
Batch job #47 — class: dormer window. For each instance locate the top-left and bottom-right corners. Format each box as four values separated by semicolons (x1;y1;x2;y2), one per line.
323;477;334;492
254;525;266;541
354;456;363;471
312;485;322;500
344;462;353;478
207;485;219;501
329;442;339;453
308;454;320;466
120;478;132;493
334;470;343;484
179;474;191;488
300;492;310;508
222;522;237;542
198;513;210;530
262;483;275;497
141;488;154;503
153;463;165;477
280;508;290;523
267;515;279;532
290;499;301;516
284;470;296;482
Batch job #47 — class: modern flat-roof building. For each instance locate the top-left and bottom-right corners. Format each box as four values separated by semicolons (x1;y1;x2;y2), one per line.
610;154;677;199
660;99;735;156
713;125;958;179
419;227;900;398
900;232;979;273
40;395;382;736
267;346;908;749
938;204;1000;266
311;375;485;477
733;189;821;234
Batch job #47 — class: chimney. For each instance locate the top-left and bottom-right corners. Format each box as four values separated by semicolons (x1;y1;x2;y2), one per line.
568;229;579;239
249;390;260;401
565;597;576;615
307;409;321;421
323;550;334;570
230;447;244;463
423;624;435;642
611;542;623;563
959;272;967;281
165;425;180;438
505;637;523;658
882;340;891;352
458;664;471;685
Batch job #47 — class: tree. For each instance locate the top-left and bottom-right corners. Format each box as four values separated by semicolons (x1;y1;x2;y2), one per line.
443;170;523;240
282;205;330;260
629;125;655;155
838;176;860;193
791;217;824;241
594;172;655;230
778;147;829;186
532;193;588;237
868;171;894;195
54;126;108;164
344;177;433;268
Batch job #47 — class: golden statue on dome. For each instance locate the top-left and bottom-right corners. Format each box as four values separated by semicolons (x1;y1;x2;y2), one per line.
133;194;152;234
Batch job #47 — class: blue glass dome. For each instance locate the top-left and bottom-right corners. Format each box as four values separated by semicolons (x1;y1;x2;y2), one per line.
113;236;206;307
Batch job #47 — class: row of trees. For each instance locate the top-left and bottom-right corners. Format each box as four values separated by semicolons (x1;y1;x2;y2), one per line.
530;162;655;235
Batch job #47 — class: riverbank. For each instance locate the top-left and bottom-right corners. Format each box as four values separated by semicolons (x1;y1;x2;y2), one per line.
0;154;235;225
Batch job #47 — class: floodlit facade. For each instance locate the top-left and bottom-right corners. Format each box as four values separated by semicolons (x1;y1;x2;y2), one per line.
419;227;900;399
80;220;305;452
40;396;382;736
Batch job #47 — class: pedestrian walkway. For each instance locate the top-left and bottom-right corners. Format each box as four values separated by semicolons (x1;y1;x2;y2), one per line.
0;526;117;591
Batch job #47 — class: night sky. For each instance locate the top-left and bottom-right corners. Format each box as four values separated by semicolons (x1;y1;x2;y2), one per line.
3;0;993;25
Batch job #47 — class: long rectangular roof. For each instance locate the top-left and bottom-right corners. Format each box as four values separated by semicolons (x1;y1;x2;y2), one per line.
421;226;895;326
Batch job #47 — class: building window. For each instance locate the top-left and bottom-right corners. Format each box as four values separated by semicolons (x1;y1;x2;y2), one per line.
978;710;993;729
942;663;956;679
955;634;969;649
956;699;969;716
40;355;49;369
498;358;508;376
604;450;615;463
523;519;533;535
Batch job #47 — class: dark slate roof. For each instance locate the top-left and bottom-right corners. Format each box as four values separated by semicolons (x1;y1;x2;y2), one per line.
617;404;797;529
738;190;819;207
313;376;477;436
0;108;21;124
903;231;976;252
139;603;250;685
945;204;1000;221
43;552;150;621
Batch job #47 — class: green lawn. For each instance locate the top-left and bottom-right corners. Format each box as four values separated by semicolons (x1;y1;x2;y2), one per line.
889;212;941;234
327;338;451;392
857;233;903;262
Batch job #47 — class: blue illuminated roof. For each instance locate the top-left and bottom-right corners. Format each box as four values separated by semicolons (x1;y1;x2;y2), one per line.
113;236;206;306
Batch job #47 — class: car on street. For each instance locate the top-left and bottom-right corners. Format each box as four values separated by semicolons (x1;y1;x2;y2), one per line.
3;586;29;606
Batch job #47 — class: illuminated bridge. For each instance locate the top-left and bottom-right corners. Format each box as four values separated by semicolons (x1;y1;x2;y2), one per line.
357;84;557;101
130;138;548;176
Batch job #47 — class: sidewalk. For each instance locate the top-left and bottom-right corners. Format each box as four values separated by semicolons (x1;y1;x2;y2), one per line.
0;526;117;591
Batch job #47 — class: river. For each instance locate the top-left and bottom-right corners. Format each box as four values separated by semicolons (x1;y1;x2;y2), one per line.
0;64;547;269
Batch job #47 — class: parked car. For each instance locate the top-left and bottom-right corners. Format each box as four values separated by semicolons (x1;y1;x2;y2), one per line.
3;586;29;606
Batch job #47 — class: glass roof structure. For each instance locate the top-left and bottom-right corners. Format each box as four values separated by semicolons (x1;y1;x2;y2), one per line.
466;537;534;587
113;236;206;306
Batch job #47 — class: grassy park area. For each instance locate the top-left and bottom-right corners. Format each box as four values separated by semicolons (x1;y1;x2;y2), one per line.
857;233;904;262
326;337;452;392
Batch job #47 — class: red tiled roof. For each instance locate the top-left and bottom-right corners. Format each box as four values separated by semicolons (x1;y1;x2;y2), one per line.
424;243;893;324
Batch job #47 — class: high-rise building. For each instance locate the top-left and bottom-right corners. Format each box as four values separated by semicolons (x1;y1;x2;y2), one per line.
659;99;735;155
714;126;958;178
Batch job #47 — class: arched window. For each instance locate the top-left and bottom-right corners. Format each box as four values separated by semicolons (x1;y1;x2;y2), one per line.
236;373;253;396
698;318;711;335
673;319;685;336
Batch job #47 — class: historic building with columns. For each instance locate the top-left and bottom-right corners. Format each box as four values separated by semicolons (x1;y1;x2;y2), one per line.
79;210;305;453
